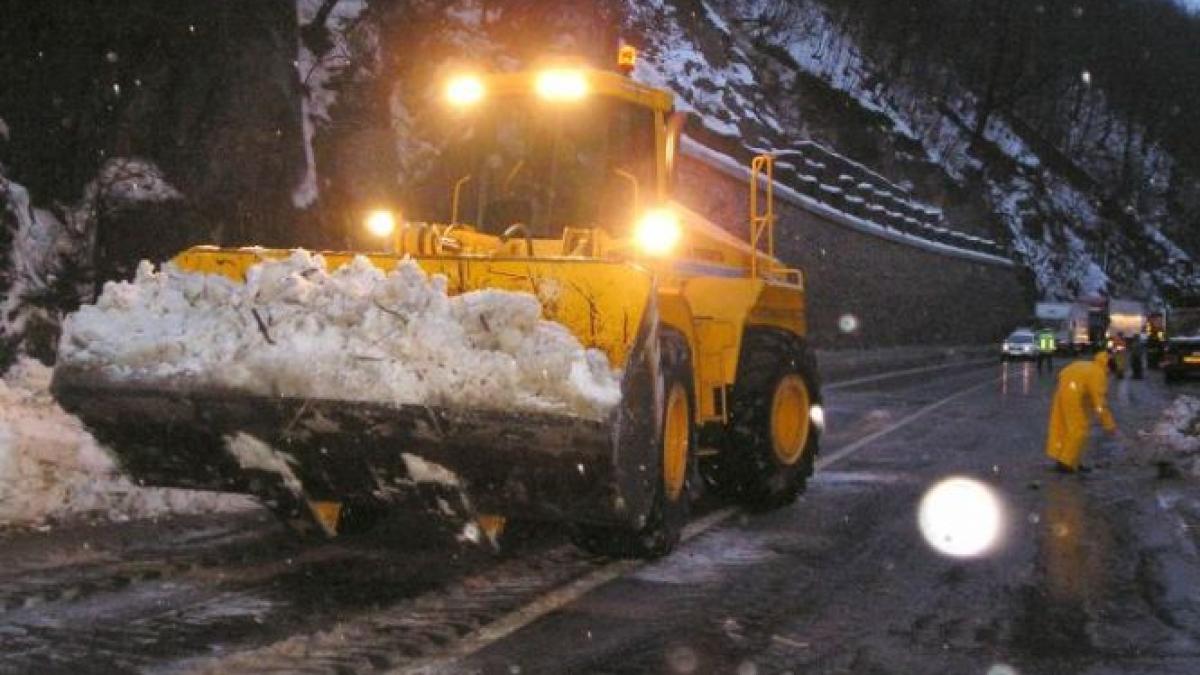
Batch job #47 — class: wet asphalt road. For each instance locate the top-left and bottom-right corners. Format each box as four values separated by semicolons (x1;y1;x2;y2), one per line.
2;359;1200;674
446;360;1200;674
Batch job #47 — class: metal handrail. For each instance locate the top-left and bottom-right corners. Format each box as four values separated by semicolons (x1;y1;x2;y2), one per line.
450;175;472;225
749;153;775;279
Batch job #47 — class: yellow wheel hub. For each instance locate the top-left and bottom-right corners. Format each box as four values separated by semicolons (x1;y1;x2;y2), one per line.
662;383;690;501
771;374;811;466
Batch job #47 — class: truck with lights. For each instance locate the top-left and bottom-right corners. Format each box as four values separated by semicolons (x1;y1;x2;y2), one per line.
52;55;821;559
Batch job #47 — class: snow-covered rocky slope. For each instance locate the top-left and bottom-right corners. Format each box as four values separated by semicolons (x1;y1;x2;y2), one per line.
1;160;183;368
625;0;1199;302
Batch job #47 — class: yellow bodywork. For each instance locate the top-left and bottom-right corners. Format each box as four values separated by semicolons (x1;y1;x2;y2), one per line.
171;66;807;426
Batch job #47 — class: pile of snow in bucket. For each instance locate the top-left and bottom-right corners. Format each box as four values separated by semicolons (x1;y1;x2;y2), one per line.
0;358;255;528
59;250;623;419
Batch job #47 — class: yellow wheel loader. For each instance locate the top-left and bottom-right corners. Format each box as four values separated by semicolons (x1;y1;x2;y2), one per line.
52;60;823;558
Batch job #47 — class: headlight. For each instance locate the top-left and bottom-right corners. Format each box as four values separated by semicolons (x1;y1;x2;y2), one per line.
536;69;588;101
634;208;681;256
365;209;397;237
809;404;826;433
446;74;485;107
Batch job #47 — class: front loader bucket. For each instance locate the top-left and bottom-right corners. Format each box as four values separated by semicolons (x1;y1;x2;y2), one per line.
51;254;667;532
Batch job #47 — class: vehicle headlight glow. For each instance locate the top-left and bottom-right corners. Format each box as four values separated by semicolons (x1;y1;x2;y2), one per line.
634;208;681;256
809;404;826;433
536;69;588;101
365;209;397;238
446;74;485;107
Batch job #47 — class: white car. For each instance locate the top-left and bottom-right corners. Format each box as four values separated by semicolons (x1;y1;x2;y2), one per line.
1002;330;1038;360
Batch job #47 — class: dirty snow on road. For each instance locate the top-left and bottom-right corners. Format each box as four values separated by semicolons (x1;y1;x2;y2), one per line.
59;250;622;419
0;358;254;528
1140;395;1200;476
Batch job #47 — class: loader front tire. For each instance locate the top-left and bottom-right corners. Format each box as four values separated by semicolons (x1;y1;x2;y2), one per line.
573;330;693;559
706;329;820;510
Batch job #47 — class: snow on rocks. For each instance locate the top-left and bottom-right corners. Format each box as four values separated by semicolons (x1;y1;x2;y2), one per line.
0;357;254;528
293;0;369;208
1;157;182;365
58;250;622;420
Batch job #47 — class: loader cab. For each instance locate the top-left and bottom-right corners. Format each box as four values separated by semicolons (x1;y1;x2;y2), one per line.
415;68;674;242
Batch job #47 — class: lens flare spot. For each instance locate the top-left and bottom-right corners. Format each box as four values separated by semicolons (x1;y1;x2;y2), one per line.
918;477;1004;557
838;313;860;334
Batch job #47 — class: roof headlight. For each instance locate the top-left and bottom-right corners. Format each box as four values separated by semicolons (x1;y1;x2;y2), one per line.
446;74;485;107
536;69;588;101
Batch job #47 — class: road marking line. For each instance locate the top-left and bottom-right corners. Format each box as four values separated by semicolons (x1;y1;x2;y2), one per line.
394;506;738;675
395;560;641;675
816;375;999;470
771;634;811;649
824;358;993;391
397;373;999;673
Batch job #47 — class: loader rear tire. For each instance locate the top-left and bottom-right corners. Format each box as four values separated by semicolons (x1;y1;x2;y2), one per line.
705;329;820;511
573;330;693;559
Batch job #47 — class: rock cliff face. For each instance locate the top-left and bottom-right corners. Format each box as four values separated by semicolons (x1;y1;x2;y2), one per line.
0;0;307;366
0;1;305;244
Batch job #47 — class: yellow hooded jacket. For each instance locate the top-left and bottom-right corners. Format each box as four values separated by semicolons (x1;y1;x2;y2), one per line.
1045;352;1117;469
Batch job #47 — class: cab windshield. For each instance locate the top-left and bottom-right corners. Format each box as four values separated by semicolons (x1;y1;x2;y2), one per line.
411;95;656;238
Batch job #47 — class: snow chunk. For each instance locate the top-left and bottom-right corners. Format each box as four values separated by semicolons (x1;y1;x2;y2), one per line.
225;433;303;495
401;453;461;488
59;252;622;420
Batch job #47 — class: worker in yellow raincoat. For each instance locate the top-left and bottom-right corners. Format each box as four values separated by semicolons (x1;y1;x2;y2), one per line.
1045;350;1119;472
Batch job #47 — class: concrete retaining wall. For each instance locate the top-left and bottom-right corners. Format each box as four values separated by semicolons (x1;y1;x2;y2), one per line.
676;150;1035;349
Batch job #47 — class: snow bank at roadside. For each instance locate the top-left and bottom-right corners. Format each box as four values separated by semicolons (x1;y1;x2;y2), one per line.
59;251;622;419
0;358;255;528
1139;395;1200;477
